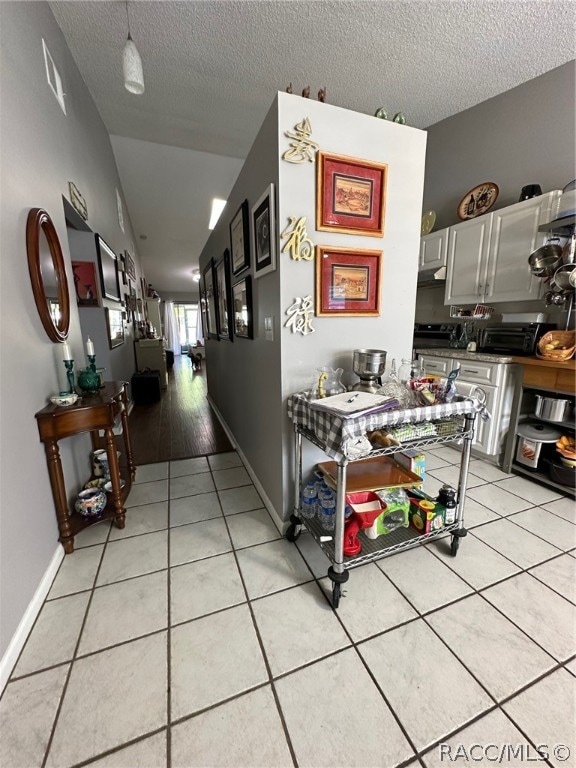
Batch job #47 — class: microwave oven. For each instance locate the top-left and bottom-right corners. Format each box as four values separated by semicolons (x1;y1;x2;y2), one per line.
478;323;556;356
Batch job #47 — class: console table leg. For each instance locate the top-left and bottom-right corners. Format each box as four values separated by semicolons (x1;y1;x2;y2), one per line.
44;441;75;553
105;428;126;530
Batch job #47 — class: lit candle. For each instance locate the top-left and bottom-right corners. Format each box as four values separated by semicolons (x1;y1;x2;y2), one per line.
86;337;95;356
62;341;72;360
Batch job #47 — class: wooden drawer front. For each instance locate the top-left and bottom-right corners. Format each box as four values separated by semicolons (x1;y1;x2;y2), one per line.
419;356;451;376
556;368;576;394
523;366;557;389
456;361;496;385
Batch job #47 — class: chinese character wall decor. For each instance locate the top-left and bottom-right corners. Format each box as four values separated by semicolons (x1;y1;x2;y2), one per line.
281;216;315;261
284;296;315;335
282;117;319;164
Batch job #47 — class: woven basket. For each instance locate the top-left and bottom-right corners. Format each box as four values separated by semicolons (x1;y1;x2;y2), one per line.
536;330;576;361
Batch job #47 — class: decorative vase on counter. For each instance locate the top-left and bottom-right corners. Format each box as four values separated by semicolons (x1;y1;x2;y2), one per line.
77;366;101;394
313;367;345;399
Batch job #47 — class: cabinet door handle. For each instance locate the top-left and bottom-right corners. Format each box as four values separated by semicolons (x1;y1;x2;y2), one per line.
462;368;480;375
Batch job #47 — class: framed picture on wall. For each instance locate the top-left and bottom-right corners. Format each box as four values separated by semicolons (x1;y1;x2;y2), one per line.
202;258;219;340
316;152;387;237
215;249;233;341
230;199;250;276
71;260;100;307
252;183;276;279
315;245;382;316
105;307;125;348
233;276;253;339
95;234;121;301
124;250;136;281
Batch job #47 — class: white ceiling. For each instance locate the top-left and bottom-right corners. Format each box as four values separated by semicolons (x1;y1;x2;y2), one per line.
50;0;575;294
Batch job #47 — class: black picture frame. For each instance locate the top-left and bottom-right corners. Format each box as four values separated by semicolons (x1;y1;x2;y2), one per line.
215;249;233;341
202;259;219;340
252;183;276;278
233;276;253;339
95;234;120;301
230;199;250;276
125;250;136;281
105;307;124;348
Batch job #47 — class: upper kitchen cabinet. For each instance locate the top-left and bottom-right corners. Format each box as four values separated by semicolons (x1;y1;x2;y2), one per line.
419;228;448;272
444;190;561;305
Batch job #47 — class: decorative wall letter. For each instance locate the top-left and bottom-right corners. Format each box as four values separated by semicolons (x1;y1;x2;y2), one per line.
282;117;319;164
281;217;315;261
284;296;315;335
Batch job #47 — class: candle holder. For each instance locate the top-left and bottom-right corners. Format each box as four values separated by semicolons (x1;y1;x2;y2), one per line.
63;359;75;394
77;354;101;395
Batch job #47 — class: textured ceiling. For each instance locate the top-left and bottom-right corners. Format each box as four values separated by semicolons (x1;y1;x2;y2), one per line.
50;0;576;293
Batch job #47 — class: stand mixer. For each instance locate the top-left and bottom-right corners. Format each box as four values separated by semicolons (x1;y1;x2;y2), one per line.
351;349;387;393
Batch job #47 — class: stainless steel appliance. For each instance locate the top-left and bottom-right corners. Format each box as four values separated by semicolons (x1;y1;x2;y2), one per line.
478;322;556;356
413;323;460;349
351;349;387;393
534;395;572;423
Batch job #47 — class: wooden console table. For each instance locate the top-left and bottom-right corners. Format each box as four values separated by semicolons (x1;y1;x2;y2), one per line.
35;381;136;553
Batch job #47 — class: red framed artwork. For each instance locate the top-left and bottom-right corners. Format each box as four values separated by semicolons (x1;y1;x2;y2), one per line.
316;152;387;237
315;246;382;316
71;260;100;307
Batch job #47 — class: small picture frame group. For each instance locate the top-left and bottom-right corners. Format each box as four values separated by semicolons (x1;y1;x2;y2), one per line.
316;152;387;237
315;246;382;316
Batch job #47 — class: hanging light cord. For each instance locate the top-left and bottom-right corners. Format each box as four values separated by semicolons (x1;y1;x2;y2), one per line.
125;0;132;41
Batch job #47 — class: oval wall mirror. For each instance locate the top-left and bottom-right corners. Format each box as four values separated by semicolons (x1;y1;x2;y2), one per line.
26;208;70;342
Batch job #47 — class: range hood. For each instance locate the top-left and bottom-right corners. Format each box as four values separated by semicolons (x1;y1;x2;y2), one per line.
417;266;446;285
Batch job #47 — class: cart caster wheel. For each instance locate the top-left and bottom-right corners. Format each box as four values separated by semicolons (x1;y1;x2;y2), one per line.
286;523;301;542
450;536;460;557
332;582;341;609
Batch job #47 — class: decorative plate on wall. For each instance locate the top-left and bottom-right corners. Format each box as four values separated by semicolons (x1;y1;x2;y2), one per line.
421;210;436;235
457;182;499;220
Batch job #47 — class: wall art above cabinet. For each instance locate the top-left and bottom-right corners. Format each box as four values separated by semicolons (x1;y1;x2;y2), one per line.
444;190;561;305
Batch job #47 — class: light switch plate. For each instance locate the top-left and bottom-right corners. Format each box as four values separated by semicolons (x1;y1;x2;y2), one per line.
264;316;274;341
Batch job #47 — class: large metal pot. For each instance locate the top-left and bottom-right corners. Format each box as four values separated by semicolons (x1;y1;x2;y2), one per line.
551;263;576;291
528;238;563;277
352;349;387;378
534;395;572;422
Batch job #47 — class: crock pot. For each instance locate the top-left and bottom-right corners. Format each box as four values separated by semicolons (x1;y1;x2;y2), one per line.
515;422;563;469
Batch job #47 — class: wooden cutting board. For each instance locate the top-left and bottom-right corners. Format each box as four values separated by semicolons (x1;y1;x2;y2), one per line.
317;456;422;493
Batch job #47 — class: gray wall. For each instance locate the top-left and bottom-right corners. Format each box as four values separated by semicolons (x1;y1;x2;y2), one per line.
0;2;143;659
417;61;575;327
200;92;427;521
423;61;576;230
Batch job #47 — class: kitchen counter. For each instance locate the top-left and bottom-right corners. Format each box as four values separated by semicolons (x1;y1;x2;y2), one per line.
414;348;515;364
510;356;575;395
511;356;576;370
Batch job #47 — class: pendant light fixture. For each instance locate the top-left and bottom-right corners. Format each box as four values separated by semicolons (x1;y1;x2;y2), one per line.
123;1;144;95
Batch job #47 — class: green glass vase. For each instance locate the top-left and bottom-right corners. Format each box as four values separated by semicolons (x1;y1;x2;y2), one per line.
77;366;101;394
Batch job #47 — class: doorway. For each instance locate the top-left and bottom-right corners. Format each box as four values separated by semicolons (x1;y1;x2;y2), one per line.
174;303;199;353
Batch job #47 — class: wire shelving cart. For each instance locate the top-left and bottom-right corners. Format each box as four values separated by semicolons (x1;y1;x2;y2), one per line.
286;393;487;608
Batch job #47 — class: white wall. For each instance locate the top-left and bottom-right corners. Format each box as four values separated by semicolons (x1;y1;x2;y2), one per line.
200;92;426;521
0;2;143;663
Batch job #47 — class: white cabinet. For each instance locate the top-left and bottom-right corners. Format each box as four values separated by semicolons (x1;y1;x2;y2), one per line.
418;353;516;459
444;191;561;305
134;339;167;387
419;229;448;272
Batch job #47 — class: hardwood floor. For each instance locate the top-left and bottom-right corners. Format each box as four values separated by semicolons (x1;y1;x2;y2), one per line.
128;355;232;465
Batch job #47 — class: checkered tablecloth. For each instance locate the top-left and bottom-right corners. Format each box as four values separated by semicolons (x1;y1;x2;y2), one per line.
287;391;488;462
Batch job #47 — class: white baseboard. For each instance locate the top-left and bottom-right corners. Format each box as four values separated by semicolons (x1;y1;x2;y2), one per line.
0;545;64;693
207;395;286;534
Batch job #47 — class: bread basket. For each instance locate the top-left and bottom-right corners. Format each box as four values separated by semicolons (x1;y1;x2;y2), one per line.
536;330;576;361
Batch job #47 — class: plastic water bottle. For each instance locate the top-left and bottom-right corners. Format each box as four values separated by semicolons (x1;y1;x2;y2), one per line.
319;488;336;531
301;481;317;519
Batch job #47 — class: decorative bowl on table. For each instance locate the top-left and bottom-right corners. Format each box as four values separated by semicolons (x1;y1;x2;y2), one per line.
74;488;107;518
104;480;126;493
50;393;79;406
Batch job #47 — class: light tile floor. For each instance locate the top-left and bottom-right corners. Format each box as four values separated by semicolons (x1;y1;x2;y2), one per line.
1;448;575;768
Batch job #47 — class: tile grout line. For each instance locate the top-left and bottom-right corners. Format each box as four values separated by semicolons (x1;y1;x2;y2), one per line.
215;471;300;768
40;526;111;768
166;462;173;768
